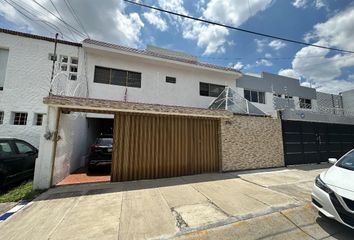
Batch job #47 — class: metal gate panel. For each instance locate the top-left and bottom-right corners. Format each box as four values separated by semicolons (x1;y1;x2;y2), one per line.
282;120;354;166
111;113;220;181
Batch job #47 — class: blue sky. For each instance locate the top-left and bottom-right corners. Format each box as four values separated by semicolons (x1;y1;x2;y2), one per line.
1;0;354;93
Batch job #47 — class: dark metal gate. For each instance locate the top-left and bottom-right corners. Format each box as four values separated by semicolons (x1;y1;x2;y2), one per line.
282;120;354;166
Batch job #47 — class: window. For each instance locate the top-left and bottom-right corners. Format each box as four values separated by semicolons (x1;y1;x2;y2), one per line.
0;111;3;124
15;141;34;154
69;73;77;81
285;95;293;99
61;65;68;71
70;66;78;73
244;89;266;104
59;55;78;80
199;82;225;97
60;55;68;63
273;93;282;98
0;142;14;157
166;76;176;84
71;57;78;65
34;113;44;126
94;66;142;88
0;49;9;91
13;112;28;125
299;98;312;109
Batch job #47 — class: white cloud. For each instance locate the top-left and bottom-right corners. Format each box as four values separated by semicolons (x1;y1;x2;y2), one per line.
283;6;354;94
0;0;144;47
312;6;354;50
155;0;274;55
292;0;308;8
183;22;228;55
232;61;244;70
292;0;327;10
143;9;168;31
278;69;300;79
203;0;273;26
269;40;286;50
315;0;326;9
265;53;272;58
255;39;267;53
256;59;273;67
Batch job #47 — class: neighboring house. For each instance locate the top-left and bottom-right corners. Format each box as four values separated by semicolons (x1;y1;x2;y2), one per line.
0;28;82;148
234;72;354;124
235;72;318;116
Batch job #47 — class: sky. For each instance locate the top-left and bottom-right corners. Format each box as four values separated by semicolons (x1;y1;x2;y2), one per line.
1;0;354;94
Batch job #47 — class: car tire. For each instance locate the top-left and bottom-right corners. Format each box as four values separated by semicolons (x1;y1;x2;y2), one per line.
87;164;95;174
0;173;5;189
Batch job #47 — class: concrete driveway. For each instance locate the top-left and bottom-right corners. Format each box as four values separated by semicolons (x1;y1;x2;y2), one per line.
0;164;352;239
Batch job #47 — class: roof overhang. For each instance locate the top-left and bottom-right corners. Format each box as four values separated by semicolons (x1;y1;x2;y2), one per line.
83;40;241;77
44;95;232;119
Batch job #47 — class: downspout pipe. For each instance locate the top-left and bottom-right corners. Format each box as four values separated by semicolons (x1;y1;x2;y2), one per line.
49;107;61;187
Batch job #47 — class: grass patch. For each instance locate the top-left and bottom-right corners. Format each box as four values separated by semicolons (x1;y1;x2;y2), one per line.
0;181;45;203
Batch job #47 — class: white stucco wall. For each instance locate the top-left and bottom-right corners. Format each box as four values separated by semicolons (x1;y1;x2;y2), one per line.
85;49;238;109
52;113;88;185
0;32;81;147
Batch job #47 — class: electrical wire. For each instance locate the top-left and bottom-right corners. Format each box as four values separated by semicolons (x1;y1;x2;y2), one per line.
48;0;78;41
63;0;90;39
4;0;64;38
31;0;87;38
124;0;354;54
10;0;77;41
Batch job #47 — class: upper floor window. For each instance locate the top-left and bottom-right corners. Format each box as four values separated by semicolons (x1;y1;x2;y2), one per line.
299;98;312;109
166;76;176;84
94;66;141;88
0;49;9;91
59;55;78;81
200;82;225;97
12;112;28;125
244;89;265;104
0;111;3;124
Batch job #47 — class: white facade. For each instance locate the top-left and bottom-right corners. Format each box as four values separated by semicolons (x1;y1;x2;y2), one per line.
84;43;239;109
0;30;81;147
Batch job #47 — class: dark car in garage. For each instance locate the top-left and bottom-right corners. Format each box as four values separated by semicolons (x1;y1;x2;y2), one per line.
0;138;38;188
88;135;113;173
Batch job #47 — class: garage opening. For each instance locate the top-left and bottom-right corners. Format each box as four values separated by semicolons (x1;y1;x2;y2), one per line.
53;111;221;185
55;113;114;186
111;112;221;182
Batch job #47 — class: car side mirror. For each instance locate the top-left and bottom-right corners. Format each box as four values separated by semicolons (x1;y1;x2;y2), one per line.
328;158;337;164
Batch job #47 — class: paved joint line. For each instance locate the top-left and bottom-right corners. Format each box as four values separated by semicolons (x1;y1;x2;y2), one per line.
47;191;86;239
117;191;125;240
279;211;317;240
187;182;231;218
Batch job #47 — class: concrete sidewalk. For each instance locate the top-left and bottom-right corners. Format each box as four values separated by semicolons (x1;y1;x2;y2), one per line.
0;164;352;239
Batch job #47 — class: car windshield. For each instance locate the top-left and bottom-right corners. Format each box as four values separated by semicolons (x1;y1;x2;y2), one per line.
96;138;113;146
337;150;354;171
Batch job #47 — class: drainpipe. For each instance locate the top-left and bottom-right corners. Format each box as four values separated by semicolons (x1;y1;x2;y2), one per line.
49;108;61;187
49;33;59;96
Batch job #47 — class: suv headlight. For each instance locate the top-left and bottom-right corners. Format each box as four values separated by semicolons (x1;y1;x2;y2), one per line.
315;175;333;194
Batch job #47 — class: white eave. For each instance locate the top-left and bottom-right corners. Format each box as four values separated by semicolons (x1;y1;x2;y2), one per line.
82;40;241;76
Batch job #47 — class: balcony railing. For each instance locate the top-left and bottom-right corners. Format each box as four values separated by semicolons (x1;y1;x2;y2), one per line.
273;96;354;118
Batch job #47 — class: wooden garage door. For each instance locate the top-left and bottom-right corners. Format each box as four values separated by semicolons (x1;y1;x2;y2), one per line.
111;113;220;181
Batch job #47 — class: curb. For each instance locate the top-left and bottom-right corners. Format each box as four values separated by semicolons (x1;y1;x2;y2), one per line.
0;200;29;222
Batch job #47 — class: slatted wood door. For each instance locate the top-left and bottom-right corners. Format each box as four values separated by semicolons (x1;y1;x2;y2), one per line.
111;112;220;182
